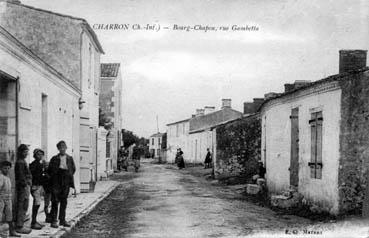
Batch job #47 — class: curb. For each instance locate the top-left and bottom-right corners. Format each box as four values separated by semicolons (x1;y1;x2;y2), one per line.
50;181;120;238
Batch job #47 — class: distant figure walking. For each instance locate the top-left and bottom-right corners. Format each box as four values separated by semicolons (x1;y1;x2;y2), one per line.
176;149;185;169
204;148;212;169
132;144;141;173
121;148;129;172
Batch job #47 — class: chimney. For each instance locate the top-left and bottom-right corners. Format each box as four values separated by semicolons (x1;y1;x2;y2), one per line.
253;98;264;112
284;83;294;93
284;80;311;93
243;102;254;114
221;99;232;109
195;109;204;117
204;106;215;114
253;98;264;105
264;92;279;100
191;114;196;118
339;50;367;74
243;98;264;114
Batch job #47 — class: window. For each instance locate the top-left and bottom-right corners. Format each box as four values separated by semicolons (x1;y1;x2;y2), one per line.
152;138;154;145
176;124;179;137
158;138;161;145
309;111;323;179
183;124;185;134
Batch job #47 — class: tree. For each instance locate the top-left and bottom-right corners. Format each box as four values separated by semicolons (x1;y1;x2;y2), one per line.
121;129;140;148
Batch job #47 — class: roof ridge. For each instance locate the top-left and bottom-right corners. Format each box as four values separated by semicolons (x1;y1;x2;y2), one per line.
258;66;369;111
7;2;104;54
9;2;86;21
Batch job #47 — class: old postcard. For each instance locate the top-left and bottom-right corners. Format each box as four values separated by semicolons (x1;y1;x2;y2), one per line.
0;0;369;237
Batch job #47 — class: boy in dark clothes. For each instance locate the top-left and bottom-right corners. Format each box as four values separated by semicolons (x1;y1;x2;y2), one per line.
29;148;47;229
48;141;76;228
14;144;32;234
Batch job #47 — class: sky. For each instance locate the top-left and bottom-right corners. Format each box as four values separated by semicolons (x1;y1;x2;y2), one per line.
23;0;369;137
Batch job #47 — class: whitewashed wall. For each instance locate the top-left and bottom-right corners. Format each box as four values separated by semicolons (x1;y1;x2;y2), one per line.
0;32;81;192
166;121;189;163
261;86;341;214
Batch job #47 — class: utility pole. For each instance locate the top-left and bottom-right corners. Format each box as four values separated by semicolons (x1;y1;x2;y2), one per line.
156;115;159;133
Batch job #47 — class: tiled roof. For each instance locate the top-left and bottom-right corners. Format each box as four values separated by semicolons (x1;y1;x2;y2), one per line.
101;63;121;78
10;2;104;54
150;132;165;138
166;118;190;126
189;107;243;133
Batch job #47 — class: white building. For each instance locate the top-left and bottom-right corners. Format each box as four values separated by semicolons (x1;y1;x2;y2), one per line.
260;50;369;215
0;26;81;192
166;99;243;164
0;0;104;192
149;133;165;158
188;100;243;164
166;119;190;163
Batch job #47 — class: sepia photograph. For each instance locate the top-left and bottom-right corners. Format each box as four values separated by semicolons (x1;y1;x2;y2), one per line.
0;0;369;237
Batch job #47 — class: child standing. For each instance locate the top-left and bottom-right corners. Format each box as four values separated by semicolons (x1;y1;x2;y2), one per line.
29;149;47;230
0;161;20;237
14;144;32;234
48;141;75;228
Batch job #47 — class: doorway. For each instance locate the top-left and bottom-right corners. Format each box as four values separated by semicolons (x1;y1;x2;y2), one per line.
0;74;17;196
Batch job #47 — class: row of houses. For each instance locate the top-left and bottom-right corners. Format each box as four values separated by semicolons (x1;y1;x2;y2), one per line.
164;49;369;217
0;0;123;196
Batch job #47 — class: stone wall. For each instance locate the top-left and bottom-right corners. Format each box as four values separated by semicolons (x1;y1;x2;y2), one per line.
338;69;369;214
215;115;261;180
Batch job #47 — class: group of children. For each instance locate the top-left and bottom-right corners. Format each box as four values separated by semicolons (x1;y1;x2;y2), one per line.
0;140;75;237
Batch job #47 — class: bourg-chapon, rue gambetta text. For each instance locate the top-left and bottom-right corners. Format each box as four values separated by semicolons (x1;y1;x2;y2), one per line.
92;23;259;32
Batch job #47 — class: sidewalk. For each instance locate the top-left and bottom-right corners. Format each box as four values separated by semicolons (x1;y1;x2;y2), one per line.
19;180;119;238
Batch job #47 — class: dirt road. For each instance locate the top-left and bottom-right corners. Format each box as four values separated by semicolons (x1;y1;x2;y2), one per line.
66;161;312;238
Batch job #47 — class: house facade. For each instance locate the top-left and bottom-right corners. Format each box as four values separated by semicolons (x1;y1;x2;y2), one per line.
188;99;243;164
0;26;81;192
100;63;123;171
0;0;104;192
149;133;164;158
260;50;369;215
166;119;190;163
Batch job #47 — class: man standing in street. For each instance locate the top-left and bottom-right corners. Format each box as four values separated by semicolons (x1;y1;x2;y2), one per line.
48;141;76;228
14;144;32;234
29;149;47;230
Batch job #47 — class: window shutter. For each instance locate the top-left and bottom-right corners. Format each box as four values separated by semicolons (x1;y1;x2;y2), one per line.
316;112;323;179
310;117;317;178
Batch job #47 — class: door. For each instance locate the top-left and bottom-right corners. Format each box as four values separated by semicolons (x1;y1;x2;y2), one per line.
0;75;17;198
79;117;97;192
290;108;299;188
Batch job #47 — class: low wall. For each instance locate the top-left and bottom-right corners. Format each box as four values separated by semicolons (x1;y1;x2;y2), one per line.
215;115;261;180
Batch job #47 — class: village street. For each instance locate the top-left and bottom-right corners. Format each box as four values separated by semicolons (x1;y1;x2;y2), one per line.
65;160;314;238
